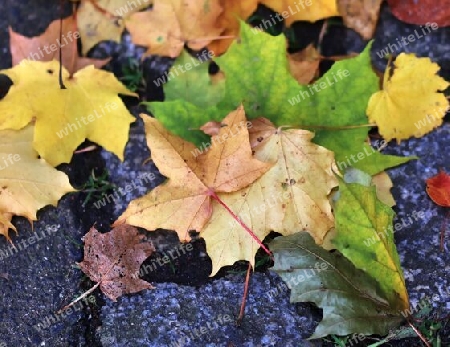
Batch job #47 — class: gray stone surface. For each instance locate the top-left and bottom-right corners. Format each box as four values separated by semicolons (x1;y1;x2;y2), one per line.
98;272;321;347
382;124;450;314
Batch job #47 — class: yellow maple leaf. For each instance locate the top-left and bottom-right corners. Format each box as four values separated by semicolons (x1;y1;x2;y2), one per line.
367;53;450;143
77;0;151;55
114;106;272;241
0;126;75;242
125;0;223;58
259;0;339;25
0;60;137;166
202;117;338;276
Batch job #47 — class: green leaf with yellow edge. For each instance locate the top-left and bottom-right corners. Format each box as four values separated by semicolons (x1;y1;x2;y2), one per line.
0;60;137;166
333;180;409;311
164;50;225;109
367;53;450;143
214;22;410;175
270;232;403;339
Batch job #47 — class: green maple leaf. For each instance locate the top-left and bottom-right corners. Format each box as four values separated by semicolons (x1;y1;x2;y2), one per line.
164;50;225;109
270;232;403;338
215;22;412;175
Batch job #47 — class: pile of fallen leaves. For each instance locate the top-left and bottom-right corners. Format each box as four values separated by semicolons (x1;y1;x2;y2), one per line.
1;0;449;340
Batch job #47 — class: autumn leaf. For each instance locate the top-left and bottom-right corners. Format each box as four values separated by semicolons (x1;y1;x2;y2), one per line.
9;16;110;75
126;0;223;58
287;44;321;84
260;0;339;25
77;0;151;55
78;225;155;301
215;23;410;175
114;106;272;242
367;53;450;143
0;60;137;166
0;125;75;242
387;0;450;27
270;232;403;338
202;117;337;276
426;170;450;207
334;180;409;310
341;167;396;207
207;0;258;56
163;50;225;108
337;0;383;39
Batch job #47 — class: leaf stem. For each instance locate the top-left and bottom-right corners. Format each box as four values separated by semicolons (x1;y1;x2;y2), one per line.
284;123;377;131
208;190;273;258
56;282;99;314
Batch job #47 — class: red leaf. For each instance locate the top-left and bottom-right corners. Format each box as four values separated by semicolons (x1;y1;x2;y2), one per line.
387;0;450;27
426;170;450;207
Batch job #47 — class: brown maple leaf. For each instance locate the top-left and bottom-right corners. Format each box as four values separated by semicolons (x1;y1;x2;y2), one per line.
78;225;154;301
9;16;110;75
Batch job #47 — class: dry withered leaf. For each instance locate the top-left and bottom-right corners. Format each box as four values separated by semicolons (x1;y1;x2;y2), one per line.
78;225;155;301
9;16;110;75
337;0;383;39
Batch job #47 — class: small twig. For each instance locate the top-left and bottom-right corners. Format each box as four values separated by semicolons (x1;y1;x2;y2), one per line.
57;282;99;314
236;262;252;326
407;317;431;347
439;211;449;252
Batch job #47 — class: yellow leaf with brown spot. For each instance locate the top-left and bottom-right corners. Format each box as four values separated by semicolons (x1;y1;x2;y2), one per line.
77;0;151;55
126;0;223;58
202;117;338;276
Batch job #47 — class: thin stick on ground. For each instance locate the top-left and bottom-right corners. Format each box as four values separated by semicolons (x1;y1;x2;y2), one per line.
407;317;431;347
236;262;252;326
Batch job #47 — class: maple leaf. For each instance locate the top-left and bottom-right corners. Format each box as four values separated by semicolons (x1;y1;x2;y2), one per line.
126;0;223;58
340;167;396;207
334;180;409;310
77;0;151;55
202;117;338;276
287;44;321;84
207;0;258;56
9;16;110;75
367;53;450;143
78;225;155;301
163;50;225;109
259;0;339;25
337;0;383;39
426;170;450;207
214;22;411;175
0;60;137;166
270;232;403;338
114;106;272;242
0;125;75;242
